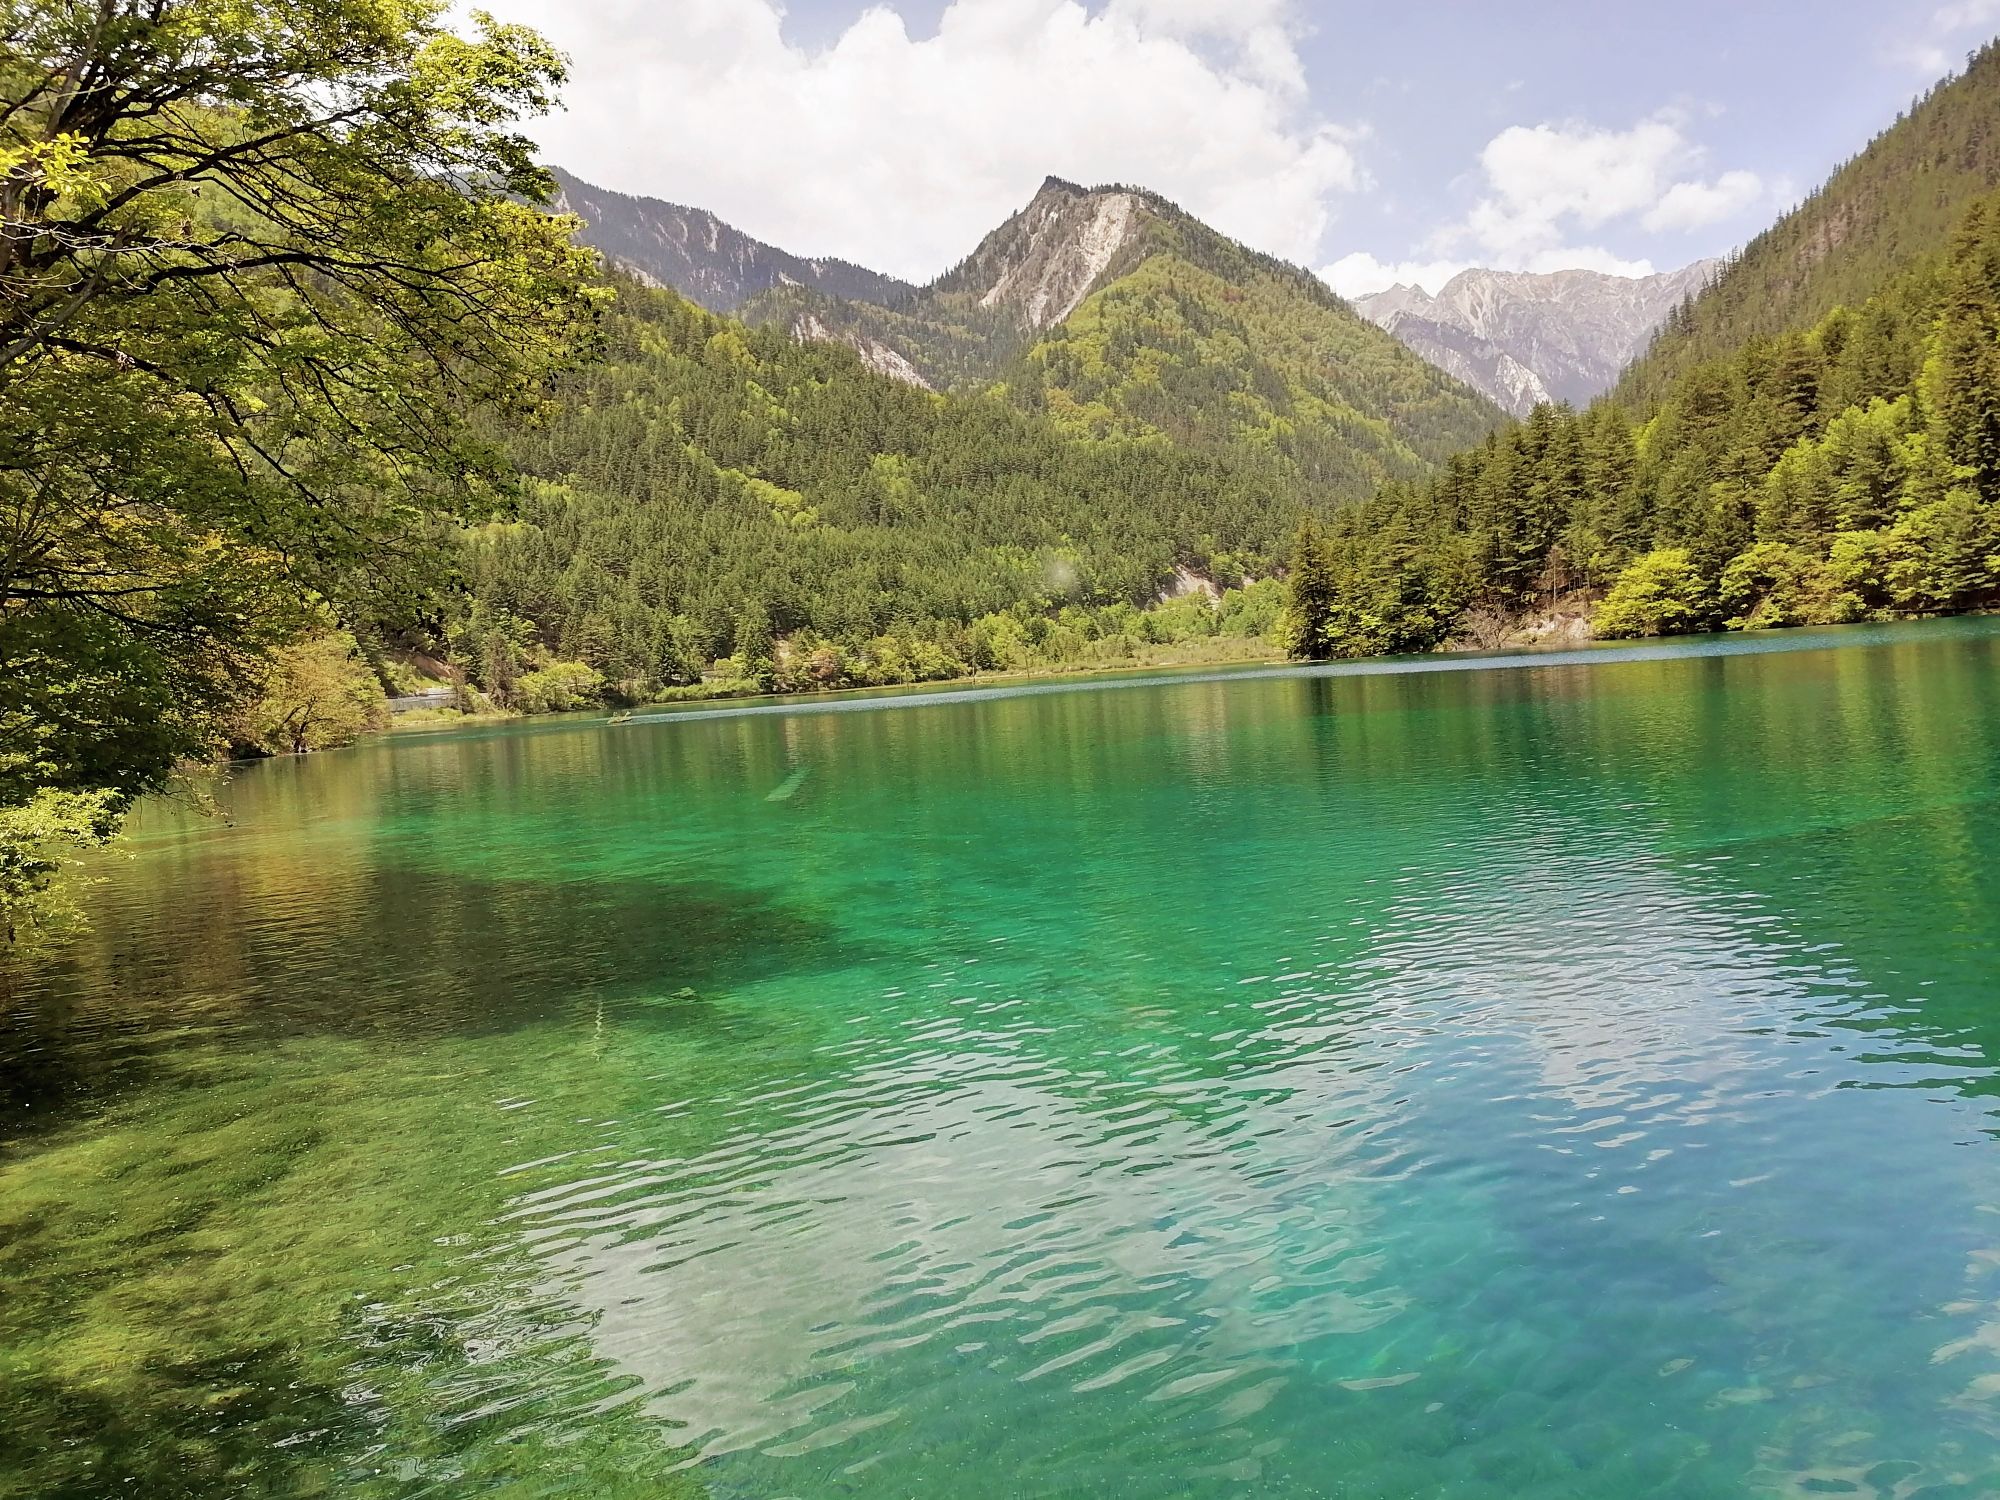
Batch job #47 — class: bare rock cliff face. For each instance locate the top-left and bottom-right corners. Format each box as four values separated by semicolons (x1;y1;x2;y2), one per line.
942;179;1148;329
1353;262;1720;416
550;168;913;315
791;313;934;390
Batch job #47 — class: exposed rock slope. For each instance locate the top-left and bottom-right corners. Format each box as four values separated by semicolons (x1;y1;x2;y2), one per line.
549;167;912;315
1354;263;1719;415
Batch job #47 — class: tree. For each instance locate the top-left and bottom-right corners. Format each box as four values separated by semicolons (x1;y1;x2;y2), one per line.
1593;549;1713;638
1718;542;1837;630
1279;521;1337;659
0;1;598;926
229;631;388;756
653;615;709;689
734;601;776;689
1925;198;2000;503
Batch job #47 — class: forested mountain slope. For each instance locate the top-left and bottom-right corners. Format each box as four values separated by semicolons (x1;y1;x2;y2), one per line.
1617;41;2000;409
734;177;1503;497
429;178;1501;708
549;168;912;314
451;282;1302;698
1288;187;2000;658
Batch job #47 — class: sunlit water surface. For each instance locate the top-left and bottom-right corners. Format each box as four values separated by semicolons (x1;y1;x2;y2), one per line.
6;620;2000;1498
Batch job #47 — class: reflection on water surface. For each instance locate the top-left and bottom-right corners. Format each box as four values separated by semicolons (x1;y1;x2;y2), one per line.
5;618;2000;1498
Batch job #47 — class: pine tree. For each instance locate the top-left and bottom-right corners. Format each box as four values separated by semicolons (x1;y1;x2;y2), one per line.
1926;199;2000;502
735;601;777;690
1280;522;1339;660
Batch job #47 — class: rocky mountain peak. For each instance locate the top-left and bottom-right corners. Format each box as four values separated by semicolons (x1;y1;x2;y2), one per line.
549;167;913;315
934;180;1159;330
1352;260;1721;415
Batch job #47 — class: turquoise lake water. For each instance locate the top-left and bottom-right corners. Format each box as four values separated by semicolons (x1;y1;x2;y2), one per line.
5;619;2000;1497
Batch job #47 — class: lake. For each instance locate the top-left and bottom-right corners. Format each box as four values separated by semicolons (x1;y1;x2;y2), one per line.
6;618;2000;1498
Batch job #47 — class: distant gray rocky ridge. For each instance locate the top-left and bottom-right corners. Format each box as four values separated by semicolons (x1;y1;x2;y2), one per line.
1352;262;1721;416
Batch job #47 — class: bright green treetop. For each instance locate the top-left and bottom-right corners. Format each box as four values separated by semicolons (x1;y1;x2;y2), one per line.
0;0;599;933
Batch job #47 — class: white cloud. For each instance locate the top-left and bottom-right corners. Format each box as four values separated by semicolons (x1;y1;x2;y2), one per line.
1106;0;1307;93
472;0;1366;282
1328;110;1766;293
1893;0;1999;72
1320;253;1475;298
1461;112;1764;259
1933;0;2000;31
1321;245;1657;299
1519;245;1658;278
1641;169;1766;233
1467;116;1690;255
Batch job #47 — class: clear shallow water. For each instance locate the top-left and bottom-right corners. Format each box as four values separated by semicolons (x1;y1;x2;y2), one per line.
6;619;2000;1498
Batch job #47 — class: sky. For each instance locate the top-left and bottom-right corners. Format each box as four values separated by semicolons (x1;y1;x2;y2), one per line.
468;0;2000;296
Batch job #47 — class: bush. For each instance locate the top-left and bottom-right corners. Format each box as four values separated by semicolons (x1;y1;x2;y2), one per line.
513;660;606;714
1718;542;1841;630
1593;549;1712;639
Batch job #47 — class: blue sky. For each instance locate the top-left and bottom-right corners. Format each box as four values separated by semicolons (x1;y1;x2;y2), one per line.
481;0;2000;293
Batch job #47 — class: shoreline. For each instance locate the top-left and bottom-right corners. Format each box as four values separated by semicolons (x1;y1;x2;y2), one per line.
386;637;1291;734
375;614;2000;741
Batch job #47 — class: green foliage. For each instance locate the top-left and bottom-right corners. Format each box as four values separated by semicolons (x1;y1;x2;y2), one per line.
1619;41;2000;408
228;632;389;757
1594;550;1713;639
514;660;607;714
1012;241;1500;495
734;600;777;691
1281;523;1339;659
0;787;120;944
1;0;597;931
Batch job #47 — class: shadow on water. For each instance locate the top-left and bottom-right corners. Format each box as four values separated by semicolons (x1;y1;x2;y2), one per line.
8;617;2000;1498
1;868;845;1142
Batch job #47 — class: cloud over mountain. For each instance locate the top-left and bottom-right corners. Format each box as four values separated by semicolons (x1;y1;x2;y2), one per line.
481;0;1367;282
1326;109;1775;296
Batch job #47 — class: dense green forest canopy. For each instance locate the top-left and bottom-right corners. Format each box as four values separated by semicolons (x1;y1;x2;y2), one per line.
1281;188;2000;658
1618;41;2000;410
457;283;1300;701
0;0;597;935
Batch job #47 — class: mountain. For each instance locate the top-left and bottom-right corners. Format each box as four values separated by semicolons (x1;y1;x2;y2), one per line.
741;176;1504;495
1274;50;2000;661
1354;263;1719;416
457;280;1303;695
439;179;1506;699
548;167;913;315
551;172;1500;496
1617;41;2000;409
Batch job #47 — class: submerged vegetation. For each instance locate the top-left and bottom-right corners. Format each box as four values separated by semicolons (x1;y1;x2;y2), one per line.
0;1016;711;1499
